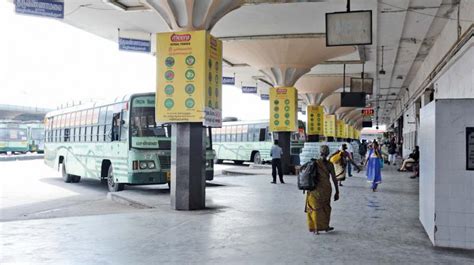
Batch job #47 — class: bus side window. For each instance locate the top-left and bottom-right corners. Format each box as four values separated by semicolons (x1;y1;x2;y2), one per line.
98;106;107;142
64;128;70;142
259;128;266;142
265;127;271;141
112;113;121;141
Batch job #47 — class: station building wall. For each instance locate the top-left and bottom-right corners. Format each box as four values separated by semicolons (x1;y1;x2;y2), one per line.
420;99;474;249
394;0;474;157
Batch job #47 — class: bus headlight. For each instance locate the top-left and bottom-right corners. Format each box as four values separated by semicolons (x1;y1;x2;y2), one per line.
147;161;156;169
139;161;148;169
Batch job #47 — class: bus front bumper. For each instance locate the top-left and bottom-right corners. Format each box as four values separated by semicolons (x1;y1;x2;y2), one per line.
128;171;170;185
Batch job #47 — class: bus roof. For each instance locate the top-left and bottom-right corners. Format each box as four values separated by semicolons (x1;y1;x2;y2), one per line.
45;92;154;118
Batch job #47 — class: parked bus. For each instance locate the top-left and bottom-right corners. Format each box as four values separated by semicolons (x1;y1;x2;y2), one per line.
44;92;214;192
0;122;29;154
27;122;45;153
211;120;305;165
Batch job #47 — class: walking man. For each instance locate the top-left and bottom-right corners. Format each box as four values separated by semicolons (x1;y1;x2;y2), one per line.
270;140;284;184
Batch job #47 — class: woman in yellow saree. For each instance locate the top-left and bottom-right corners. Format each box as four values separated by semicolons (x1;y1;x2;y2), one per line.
306;145;340;234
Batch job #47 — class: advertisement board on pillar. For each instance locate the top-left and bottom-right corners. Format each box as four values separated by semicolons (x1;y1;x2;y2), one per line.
155;30;222;127
307;105;324;135
324;114;336;137
269;87;297;132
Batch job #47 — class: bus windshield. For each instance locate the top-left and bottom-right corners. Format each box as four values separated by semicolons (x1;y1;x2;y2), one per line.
130;96;170;149
31;128;45;140
0;128;27;141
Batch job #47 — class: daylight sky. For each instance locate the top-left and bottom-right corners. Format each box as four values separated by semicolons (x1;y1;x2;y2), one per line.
0;2;269;120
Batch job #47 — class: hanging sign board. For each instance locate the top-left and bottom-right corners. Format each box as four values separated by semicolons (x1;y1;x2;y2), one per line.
242;86;257;94
119;38;151;53
307;105;324;135
467;127;474;170
15;0;64;19
324;114;336;137
326;10;372;46
222;76;235;85
156;30;222;127
260;94;269;100
341;92;366;107
269;87;297;132
351;78;373;94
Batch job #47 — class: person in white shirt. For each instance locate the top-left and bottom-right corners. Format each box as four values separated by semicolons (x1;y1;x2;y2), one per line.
270;140;284;184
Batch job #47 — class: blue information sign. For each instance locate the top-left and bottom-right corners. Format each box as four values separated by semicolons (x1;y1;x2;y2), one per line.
15;0;64;19
260;94;270;100
119;37;151;53
222;76;235;85
242;86;257;94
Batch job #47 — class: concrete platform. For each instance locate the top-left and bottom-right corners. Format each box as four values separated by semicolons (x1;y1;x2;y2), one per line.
0;153;43;161
2;166;474;264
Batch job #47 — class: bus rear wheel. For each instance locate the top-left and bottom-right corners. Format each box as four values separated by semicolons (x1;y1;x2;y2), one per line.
61;163;73;183
107;166;124;192
252;152;262;164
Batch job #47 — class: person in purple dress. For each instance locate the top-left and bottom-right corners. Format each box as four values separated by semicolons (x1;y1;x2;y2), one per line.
365;141;382;192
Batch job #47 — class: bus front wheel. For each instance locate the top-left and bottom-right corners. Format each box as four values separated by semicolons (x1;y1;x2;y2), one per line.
252;152;262;164
107;166;124;192
61;163;73;183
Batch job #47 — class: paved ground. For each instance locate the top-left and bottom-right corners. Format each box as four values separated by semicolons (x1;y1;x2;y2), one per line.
0;160;139;221
1;160;473;264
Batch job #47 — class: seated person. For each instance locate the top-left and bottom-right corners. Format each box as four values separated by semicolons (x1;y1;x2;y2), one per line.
398;146;419;172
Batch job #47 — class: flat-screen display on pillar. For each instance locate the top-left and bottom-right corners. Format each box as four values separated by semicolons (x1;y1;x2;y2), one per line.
341;92;366;107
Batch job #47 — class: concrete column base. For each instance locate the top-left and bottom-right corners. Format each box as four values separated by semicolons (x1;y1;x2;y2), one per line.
276;132;291;174
170;123;206;210
307;135;320;142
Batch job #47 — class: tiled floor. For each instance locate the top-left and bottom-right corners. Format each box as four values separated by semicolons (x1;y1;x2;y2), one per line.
2;165;474;264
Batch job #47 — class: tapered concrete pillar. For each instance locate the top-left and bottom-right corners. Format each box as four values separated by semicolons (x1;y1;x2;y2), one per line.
170;123;206;210
276;132;291;174
297;76;349;144
225;38;355;175
153;0;244;210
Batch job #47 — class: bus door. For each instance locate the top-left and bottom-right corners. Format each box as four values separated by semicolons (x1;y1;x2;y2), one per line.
205;127;215;181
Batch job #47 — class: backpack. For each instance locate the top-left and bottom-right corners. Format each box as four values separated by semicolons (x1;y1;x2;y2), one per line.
298;159;318;191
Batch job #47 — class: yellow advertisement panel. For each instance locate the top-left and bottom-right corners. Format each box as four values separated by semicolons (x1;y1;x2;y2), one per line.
336;119;344;138
343;123;349;139
156;30;222;126
270;87;297;132
307;105;324;135
323;114;336;137
348;125;354;139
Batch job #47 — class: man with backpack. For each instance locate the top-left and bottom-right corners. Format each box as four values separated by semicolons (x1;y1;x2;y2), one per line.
302;145;339;234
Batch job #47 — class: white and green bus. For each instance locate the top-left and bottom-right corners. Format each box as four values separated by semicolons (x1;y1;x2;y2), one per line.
44;92;214;192
0;122;29;154
212;120;306;165
212;120;273;164
27;122;45;153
